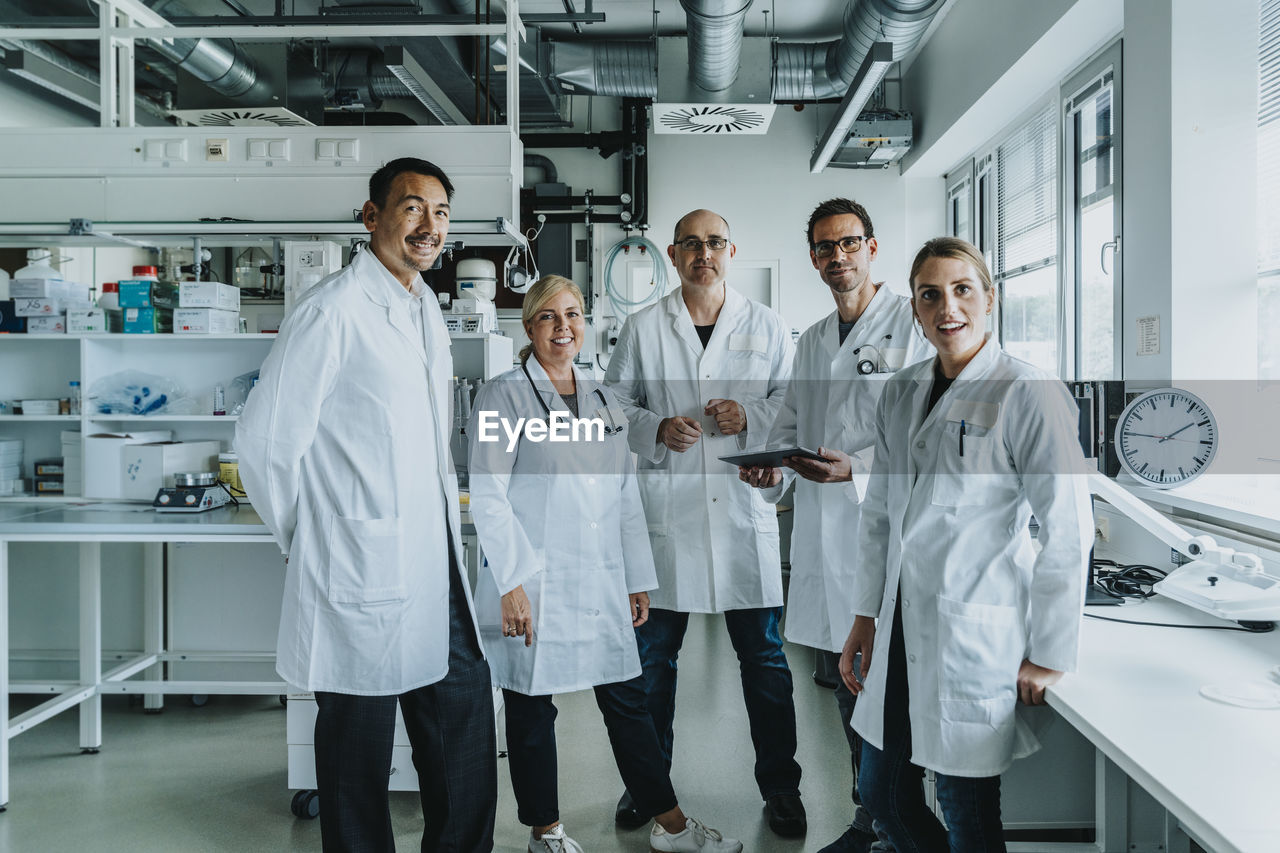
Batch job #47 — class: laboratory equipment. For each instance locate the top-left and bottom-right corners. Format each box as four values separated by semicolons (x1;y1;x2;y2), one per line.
283;241;343;314
68;381;80;416
153;471;233;513
447;258;498;333
1089;472;1279;625
1113;388;1219;488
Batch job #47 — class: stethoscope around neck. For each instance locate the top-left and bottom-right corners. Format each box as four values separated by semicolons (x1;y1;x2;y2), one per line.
852;333;894;375
521;360;624;435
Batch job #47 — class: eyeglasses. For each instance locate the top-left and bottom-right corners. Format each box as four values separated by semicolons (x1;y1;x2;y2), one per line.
813;235;870;258
675;237;730;252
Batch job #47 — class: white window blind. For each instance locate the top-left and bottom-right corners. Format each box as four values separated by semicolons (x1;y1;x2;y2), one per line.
995;101;1058;280
1258;0;1280;274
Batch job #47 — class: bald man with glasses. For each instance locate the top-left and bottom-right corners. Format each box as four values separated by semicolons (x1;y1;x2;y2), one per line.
739;198;932;853
605;209;805;838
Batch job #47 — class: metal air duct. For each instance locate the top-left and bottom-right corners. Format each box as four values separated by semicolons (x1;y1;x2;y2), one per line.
550;41;656;98
144;0;259;99
774;0;944;101
680;0;754;93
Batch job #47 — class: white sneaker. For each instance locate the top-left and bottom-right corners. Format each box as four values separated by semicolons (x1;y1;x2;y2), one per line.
650;817;743;853
528;824;585;853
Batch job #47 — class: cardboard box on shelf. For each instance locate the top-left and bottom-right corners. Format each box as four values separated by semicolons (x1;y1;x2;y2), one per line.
9;279;90;300
67;307;106;333
84;430;173;498
26;314;67;334
0;300;27;333
179;281;241;311
120;440;221;500
122;306;173;334
174;308;240;334
118;280;179;309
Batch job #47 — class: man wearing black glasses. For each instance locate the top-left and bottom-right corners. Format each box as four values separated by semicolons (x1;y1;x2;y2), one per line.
739;198;932;853
605;209;804;838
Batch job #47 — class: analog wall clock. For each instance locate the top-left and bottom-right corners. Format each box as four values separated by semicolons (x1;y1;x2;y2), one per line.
1114;388;1218;488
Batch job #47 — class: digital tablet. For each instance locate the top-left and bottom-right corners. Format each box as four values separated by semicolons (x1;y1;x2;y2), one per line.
719;446;827;467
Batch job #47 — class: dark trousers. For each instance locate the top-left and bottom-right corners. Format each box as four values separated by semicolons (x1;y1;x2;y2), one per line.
502;675;679;827
822;649;889;841
857;598;1005;853
634;606;802;799
314;550;497;853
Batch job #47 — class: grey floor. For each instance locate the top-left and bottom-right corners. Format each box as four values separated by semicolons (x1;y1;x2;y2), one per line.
1;614;863;852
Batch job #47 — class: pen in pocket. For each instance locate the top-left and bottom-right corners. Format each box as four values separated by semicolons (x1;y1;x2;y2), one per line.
959;419;966;457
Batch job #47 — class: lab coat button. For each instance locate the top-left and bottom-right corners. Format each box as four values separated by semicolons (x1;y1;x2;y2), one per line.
590;522;598;529
908;654;916;663
903;599;910;608
588;477;596;485
712;497;717;503
916;440;926;449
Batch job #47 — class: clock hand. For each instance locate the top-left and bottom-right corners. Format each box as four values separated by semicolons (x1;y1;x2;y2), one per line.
1159;422;1196;443
1124;431;1168;440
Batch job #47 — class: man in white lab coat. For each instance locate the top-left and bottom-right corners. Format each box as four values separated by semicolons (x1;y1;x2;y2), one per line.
604;209;804;837
739;199;932;853
236;158;496;853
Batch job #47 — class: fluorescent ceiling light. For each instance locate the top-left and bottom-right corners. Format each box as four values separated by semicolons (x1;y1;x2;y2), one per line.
809;41;894;174
3;49;100;111
383;45;466;127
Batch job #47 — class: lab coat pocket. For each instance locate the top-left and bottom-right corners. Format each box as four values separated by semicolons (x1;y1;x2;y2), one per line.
638;470;670;532
931;432;998;507
936;595;1021;709
326;514;406;605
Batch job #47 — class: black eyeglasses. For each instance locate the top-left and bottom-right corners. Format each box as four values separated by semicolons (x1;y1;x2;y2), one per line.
675;237;730;252
813;235;870;258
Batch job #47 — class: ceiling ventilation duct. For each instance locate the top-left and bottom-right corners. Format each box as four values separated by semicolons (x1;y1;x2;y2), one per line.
144;0;261;100
773;0;944;102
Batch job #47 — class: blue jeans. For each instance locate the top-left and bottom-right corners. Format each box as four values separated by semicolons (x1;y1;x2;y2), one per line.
823;650;892;846
634;606;801;799
857;598;1005;853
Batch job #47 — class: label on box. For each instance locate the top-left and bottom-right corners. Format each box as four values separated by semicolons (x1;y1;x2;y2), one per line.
179;281;241;311
118;280;154;308
14;296;61;317
27;314;67;334
67;307;106;333
10;278;65;298
173;308;239;334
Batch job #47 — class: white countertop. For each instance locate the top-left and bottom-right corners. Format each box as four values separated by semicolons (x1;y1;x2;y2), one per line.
0;501;268;536
1049;597;1280;853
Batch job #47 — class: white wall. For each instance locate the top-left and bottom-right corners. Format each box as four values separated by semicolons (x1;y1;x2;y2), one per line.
644;108;912;334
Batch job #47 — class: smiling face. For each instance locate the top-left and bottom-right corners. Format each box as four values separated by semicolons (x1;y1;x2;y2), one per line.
525;288;585;368
810;212;877;295
911;255;995;376
667;209;735;291
361;172;451;289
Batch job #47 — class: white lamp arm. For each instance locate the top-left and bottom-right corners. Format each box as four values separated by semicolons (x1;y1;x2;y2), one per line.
1087;472;1232;565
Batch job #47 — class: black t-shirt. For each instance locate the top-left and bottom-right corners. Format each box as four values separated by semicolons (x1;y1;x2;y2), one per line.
560;393;579;419
925;360;953;416
695;323;715;348
838;318;857;346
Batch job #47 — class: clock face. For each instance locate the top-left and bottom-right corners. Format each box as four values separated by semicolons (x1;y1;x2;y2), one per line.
1114;389;1218;488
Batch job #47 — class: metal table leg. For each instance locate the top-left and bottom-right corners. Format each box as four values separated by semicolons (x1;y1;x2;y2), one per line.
78;542;101;752
143;543;163;712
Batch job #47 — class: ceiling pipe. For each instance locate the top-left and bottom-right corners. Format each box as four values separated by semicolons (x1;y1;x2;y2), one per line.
773;0;944;101
680;0;754;93
143;0;260;99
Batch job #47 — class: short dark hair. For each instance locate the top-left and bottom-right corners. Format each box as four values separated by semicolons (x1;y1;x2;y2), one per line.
806;198;874;248
368;157;455;208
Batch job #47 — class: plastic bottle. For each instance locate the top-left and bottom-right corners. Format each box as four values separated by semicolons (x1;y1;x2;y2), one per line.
0;267;9;300
68;381;81;416
14;249;62;282
131;265;159;281
98;282;120;311
213;385;226;416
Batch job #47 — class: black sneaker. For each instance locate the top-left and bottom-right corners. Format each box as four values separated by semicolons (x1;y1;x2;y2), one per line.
614;790;648;830
816;824;879;853
764;793;807;837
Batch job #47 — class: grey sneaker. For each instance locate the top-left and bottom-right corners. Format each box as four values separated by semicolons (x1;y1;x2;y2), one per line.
649;817;743;853
528;824;584;853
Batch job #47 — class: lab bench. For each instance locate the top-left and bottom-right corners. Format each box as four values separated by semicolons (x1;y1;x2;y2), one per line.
0;501;283;810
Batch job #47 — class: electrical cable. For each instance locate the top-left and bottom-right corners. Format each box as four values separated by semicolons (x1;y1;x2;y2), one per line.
1083;613;1273;633
604;236;666;319
1091;559;1167;601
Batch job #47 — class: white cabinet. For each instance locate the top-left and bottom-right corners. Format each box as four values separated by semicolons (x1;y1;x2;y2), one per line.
0;332;276;498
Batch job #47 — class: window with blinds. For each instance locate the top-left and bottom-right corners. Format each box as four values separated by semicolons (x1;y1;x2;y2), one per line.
996;101;1058;280
1260;0;1280;377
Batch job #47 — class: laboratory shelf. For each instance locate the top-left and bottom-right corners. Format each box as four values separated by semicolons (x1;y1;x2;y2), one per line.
84;415;239;422
74;333;277;341
0;415;80;421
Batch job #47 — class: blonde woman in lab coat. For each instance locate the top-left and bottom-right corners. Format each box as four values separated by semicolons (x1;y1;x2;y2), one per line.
841;238;1093;852
468;275;741;853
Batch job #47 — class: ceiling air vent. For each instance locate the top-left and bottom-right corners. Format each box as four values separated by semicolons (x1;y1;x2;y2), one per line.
169;107;314;128
654;104;775;135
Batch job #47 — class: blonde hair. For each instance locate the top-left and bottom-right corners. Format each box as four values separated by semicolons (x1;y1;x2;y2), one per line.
907;237;994;296
518;274;586;363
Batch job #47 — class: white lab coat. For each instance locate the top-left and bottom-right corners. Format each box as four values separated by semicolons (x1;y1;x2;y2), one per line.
236;248;478;696
762;286;933;652
467;359;658;695
604;285;795;613
850;337;1093;777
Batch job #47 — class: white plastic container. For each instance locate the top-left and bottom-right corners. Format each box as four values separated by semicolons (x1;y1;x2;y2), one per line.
98;282;120;311
0;267;9;300
14;249;62;282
